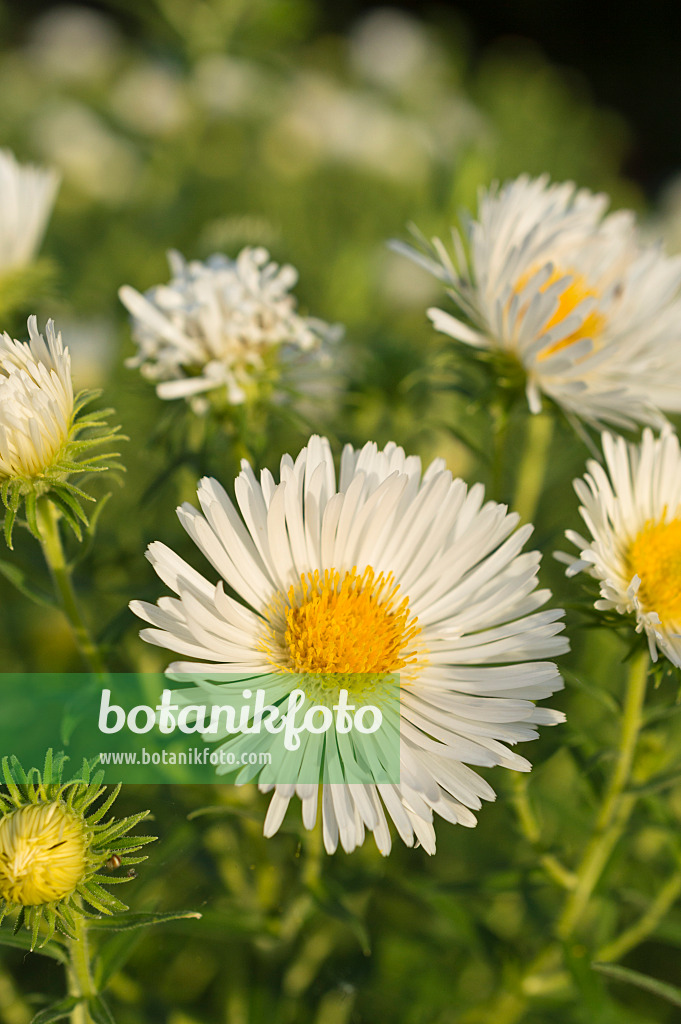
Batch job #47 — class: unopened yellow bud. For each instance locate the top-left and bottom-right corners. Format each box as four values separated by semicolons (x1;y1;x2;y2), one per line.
0;802;86;906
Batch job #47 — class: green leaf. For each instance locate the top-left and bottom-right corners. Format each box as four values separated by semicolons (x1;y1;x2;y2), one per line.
592;962;681;1008
87;995;117;1024
3;494;19;549
0;558;54;606
73;493;113;565
0;929;68;963
30;996;83;1024
88;910;202;932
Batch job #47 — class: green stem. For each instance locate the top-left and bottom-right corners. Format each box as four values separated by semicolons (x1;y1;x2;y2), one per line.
67;912;95;1024
512;412;554;524
504;408;564;890
36;499;106;673
490;400;511;501
477;651;650;1024
557;649;649;940
302;810;324;892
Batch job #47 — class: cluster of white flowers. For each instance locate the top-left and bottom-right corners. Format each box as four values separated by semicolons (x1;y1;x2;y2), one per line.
119;247;340;411
6;148;681;858
0;149;59;275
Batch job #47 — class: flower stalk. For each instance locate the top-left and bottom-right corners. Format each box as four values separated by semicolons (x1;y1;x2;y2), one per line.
512;410;554;525
67;909;95;1024
36;498;106;674
557;649;649;940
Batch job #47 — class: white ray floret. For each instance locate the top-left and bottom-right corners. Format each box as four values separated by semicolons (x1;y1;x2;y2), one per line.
395;174;681;427
131;435;568;855
563;428;681;667
119;247;340;411
0;149;59;273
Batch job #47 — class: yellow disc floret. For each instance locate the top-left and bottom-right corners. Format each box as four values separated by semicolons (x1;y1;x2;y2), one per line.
515;267;605;361
0;802;87;906
627;517;681;626
271;565;421;676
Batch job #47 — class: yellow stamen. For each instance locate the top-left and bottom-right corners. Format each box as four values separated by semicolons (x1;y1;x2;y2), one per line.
515;267;605;360
627;517;681;625
264;566;421;677
0;802;86;906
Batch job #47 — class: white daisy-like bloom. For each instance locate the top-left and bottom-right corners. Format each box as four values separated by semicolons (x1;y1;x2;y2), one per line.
131;436;568;855
564;428;681;668
119;248;339;411
0;150;59;274
0;316;74;480
395;174;681;427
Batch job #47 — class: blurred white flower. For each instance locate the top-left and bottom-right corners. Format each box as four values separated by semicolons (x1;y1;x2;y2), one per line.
119;248;340;410
267;73;432;184
24;5;121;84
564;428;681;668
131;435;567;855
110;63;190;137
349;8;445;94
0;150;59;274
397;175;681;427
192;55;273;118
0;316;73;481
31;102;140;206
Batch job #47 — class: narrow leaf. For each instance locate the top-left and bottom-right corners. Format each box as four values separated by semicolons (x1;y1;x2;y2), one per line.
87;996;117;1024
592;962;681;1008
0;559;53;606
30;996;82;1023
88;910;202;932
0;930;68;963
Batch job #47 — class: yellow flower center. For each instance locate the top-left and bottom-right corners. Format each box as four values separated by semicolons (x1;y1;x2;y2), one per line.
627;517;681;626
0;802;87;906
515;266;605;361
265;565;421;677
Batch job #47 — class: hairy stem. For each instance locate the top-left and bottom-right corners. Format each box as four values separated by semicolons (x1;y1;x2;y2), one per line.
36;499;106;673
67;912;95;1024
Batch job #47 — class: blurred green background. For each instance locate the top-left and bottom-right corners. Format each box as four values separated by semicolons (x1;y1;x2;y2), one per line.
2;2;681;1022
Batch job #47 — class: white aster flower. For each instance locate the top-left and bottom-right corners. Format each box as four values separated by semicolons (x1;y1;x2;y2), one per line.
396;174;681;427
0;316;73;481
0;317;121;547
0;150;59;274
119;248;339;412
131;436;567;855
564;428;681;668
